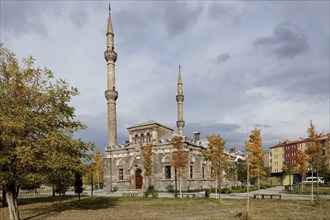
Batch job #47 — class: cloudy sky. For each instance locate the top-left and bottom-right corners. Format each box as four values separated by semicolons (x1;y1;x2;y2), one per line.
1;1;329;151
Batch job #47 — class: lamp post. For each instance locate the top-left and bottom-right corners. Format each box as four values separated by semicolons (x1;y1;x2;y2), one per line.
288;162;291;191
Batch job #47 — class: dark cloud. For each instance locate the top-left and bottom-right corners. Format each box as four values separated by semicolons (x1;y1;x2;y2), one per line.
254;124;271;129
1;1;48;38
212;53;233;64
161;2;203;37
185;122;242;148
255;64;328;101
70;10;88;27
253;22;309;58
207;2;247;24
74;114;107;148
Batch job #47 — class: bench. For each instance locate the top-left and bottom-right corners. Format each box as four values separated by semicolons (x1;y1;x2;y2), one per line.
122;193;139;197
181;193;196;198
253;194;281;199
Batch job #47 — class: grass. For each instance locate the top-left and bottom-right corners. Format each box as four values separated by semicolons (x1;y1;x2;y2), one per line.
1;195;330;219
289;185;330;195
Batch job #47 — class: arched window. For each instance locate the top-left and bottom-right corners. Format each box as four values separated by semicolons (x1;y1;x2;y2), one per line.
135;135;139;144
146;133;151;143
141;134;145;144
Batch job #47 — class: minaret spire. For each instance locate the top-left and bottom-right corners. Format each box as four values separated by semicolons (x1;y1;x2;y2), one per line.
106;3;114;50
105;5;118;148
176;65;185;136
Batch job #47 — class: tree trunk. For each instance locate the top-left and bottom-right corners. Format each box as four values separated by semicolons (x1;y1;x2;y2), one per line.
98;174;100;197
1;186;8;207
6;183;20;220
258;172;260;199
218;175;221;200
91;177;94;197
311;170;314;201
215;177;218;200
175;168;177;198
316;169;320;197
179;174;182;198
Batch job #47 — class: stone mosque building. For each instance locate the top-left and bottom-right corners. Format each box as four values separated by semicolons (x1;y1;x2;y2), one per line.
103;7;228;192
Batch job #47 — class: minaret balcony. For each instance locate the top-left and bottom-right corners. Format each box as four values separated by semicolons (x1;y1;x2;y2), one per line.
176;121;185;128
176;94;184;102
105;89;118;101
104;50;117;62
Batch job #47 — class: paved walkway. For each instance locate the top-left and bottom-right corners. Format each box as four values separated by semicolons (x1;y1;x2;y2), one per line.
99;186;330;201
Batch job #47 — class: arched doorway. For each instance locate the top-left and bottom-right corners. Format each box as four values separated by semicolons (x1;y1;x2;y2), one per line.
135;168;143;189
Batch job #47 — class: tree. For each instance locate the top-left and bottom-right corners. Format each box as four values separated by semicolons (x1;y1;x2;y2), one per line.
296;149;308;192
171;136;188;198
93;149;104;196
225;162;237;191
0;44;92;220
305;121;327;197
74;172;83;204
245;129;266;193
281;163;293;189
142;143;153;188
203;134;229;199
236;158;247;188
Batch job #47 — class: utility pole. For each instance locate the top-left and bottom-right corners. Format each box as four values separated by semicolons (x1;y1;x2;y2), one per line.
246;159;250;217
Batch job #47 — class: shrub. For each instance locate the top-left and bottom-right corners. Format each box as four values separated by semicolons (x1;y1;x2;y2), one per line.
144;185;158;198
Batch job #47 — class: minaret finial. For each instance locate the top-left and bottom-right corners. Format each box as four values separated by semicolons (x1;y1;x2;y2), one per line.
109;3;111;15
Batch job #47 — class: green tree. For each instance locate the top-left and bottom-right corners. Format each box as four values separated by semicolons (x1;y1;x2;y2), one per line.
171;136;188;198
0;45;92;220
74;171;83;203
225;162;237;191
236;158;247;187
142;143;153;188
203;134;229;199
245;129;266;193
305;121;327;197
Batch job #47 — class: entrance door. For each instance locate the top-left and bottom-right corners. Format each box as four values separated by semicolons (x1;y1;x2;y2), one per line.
135;168;143;189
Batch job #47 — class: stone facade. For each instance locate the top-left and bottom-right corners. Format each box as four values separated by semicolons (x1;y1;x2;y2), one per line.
104;121;215;192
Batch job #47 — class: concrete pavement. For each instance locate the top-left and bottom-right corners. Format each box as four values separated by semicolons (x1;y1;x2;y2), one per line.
99;186;330;201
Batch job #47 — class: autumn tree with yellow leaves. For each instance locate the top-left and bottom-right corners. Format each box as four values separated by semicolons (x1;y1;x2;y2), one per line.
93;149;104;196
203;134;229;200
142;143;153;188
305;121;330;197
296;149;308;192
245;129;266;192
171;136;188;198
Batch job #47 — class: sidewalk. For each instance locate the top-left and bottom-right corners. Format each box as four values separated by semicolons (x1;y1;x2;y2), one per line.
101;186;330;201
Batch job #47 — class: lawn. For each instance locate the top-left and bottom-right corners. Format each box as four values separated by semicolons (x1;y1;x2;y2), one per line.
1;196;330;219
289;184;330;195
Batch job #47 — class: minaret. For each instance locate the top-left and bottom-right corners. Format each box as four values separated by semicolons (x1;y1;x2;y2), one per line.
104;4;118;148
176;65;185;136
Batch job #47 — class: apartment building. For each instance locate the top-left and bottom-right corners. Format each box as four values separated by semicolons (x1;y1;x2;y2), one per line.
270;134;329;174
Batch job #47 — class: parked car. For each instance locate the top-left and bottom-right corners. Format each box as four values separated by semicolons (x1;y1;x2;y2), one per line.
302;177;324;184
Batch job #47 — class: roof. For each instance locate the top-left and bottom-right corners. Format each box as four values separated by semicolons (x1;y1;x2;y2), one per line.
270;133;329;149
127;120;173;131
